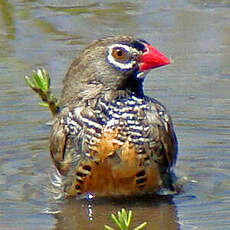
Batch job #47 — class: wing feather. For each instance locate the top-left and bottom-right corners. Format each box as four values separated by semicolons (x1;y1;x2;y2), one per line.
49;117;68;175
147;99;177;168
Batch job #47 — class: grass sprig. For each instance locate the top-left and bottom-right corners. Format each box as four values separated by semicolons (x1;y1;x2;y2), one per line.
25;68;59;116
104;209;147;230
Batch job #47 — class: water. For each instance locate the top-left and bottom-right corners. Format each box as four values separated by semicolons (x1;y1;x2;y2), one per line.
0;0;230;229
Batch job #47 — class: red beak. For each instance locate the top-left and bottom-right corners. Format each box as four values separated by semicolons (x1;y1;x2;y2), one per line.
139;43;170;72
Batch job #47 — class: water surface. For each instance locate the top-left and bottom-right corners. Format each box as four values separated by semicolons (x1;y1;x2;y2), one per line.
0;0;230;229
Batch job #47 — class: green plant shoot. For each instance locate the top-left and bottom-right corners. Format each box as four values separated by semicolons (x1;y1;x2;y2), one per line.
104;209;147;230
25;68;59;116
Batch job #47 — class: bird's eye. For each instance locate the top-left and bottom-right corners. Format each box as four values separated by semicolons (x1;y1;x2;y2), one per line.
111;48;129;62
107;44;138;71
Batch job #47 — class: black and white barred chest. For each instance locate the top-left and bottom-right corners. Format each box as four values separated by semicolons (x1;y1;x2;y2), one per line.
61;94;169;156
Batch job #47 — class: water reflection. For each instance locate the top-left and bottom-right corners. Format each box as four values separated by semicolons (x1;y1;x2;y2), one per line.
0;0;15;60
188;0;230;9
0;0;15;39
52;195;180;230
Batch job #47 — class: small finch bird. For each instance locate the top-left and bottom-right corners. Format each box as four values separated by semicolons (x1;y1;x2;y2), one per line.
49;35;177;198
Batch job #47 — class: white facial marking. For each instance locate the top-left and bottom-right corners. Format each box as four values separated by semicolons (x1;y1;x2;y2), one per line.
107;44;140;70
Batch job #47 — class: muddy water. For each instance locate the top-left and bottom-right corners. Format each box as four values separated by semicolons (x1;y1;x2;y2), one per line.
0;0;230;229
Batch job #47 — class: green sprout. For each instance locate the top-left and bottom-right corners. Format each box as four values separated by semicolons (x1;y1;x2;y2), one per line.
104;209;147;230
25;68;59;116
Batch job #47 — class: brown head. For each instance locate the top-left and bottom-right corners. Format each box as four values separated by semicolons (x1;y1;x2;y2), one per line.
60;35;170;107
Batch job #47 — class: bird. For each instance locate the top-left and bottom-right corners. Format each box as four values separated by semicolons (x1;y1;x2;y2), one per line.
49;35;178;198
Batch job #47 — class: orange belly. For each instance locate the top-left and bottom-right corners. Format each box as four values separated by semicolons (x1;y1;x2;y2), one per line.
65;151;162;196
64;128;163;196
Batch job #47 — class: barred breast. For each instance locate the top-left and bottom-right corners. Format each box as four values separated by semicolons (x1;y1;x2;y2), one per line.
50;93;177;198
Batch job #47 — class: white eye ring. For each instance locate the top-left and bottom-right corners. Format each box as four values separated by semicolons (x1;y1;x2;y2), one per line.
107;44;139;71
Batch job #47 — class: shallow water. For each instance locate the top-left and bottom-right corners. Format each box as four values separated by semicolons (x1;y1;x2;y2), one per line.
0;0;230;229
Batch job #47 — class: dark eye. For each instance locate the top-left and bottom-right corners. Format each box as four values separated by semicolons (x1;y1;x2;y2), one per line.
111;48;129;62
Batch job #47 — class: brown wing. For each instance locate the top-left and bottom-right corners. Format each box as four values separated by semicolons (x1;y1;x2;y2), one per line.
49;117;68;175
49;112;81;176
146;100;178;168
